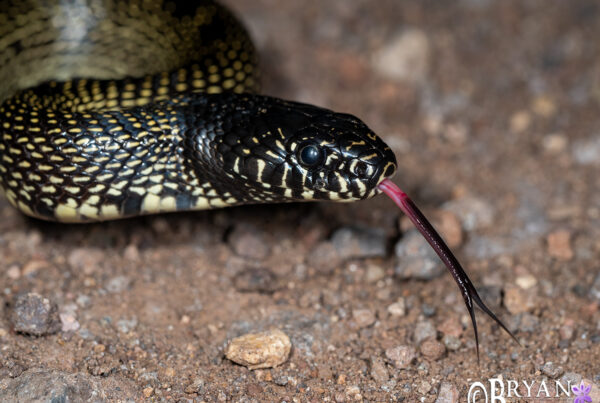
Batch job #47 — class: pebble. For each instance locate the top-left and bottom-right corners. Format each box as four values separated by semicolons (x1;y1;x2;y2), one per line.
418;380;432;394
10;293;60;336
369;357;389;383
433;210;463;248
435;382;459;403
504;285;536;314
59;312;80;333
437;317;463;338
541;362;564;378
67;247;104;273
420;339;446;360
589;272;600;301
387;298;406;317
233;267;279;293
385;345;416;369
532;95;557;117
352;308;376;328
224;329;291;370
547;230;574;260
509;111;531;134
365;264;386;283
443;197;495;231
442;335;462;351
371;28;430;84
413;320;437;345
105;276;132;293
572;135;600;165
560;372;582;388
394;230;444;280
307;242;342;273
143;387;154;398
517;313;540;332
542;133;568;154
330;226;387;259
228;224;270;260
116;317;138;333
559;319;575;340
515;274;537;290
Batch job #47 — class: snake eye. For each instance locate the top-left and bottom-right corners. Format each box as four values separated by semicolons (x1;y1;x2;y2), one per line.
298;144;323;167
353;161;368;177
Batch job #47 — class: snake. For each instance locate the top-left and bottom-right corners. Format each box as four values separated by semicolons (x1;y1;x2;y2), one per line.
0;0;516;355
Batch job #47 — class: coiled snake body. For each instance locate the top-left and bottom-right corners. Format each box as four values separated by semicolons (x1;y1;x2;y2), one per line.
0;0;397;222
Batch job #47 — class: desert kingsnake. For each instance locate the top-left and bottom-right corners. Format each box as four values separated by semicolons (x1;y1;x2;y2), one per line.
0;0;396;222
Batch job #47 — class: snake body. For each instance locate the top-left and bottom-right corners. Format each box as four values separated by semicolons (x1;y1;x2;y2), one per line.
0;0;397;222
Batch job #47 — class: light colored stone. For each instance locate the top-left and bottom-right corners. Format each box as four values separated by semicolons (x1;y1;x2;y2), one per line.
225;329;291;370
371;29;430;84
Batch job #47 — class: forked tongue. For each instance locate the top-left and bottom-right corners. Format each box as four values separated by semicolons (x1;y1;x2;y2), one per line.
378;178;519;360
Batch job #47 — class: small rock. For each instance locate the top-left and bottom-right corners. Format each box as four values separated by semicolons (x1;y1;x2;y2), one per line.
371;29;430;84
518;313;540;332
365;264;386;283
541;362;564;378
184;378;205;394
509;111;531;134
143;387;153;398
331;226;387;259
345;385;362;400
442;334;462;351
560;372;582;388
515;274;537;290
443;197;494;231
532;95;556;117
420;339;446;360
67;248;104;273
589;272;600;301
559;319;575;340
413;320;437;345
116;317;137;333
395;230;444;280
229;224;270;260
369;357;389;383
477;285;502;309
542;133;568;154
10;293;60;336
437;317;463;338
225;329;291;370
59;312;80;333
105;276;131;293
547;230;574;260
352;309;376;328
572;135;600;166
307;242;342;273
433;210;463;248
6;265;20;280
385;345;416;369
504;285;536;314
435;382;459;403
233;267;279;293
418;380;432;394
387;298;406;317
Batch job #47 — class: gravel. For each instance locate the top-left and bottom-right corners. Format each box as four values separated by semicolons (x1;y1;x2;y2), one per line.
233;267;279;293
435;382;459;403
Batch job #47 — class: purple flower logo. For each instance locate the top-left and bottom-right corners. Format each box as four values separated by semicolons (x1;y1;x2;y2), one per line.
572;381;592;403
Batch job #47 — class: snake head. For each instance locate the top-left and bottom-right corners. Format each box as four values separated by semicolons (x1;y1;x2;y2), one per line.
210;94;397;203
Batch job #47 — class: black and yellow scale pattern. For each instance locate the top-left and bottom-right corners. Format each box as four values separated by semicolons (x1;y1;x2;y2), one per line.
0;0;397;222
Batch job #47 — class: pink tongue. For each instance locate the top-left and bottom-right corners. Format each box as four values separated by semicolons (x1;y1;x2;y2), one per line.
378;178;518;359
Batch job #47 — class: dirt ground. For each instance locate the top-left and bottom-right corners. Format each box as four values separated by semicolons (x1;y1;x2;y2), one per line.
0;0;599;401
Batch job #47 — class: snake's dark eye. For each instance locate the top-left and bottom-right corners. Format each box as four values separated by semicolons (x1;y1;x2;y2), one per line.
353;161;368;177
298;144;322;167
